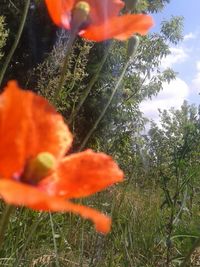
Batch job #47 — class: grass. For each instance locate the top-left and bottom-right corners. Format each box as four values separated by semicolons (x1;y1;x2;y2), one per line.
0;181;200;266
0;184;164;266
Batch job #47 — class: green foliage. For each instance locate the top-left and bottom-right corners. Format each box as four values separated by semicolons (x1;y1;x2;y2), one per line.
145;102;200;265
78;17;181;169
161;16;184;44
0;16;8;61
133;0;170;13
34;34;93;114
147;0;170;13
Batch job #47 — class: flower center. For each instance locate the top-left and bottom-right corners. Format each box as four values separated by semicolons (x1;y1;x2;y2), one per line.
21;152;56;185
71;1;91;32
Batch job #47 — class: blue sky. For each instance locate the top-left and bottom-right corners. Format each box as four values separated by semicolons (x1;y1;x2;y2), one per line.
140;0;200;123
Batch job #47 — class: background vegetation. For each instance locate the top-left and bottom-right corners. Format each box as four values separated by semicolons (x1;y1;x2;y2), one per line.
0;0;200;266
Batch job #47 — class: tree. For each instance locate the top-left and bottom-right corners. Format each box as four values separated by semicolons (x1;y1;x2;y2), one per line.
145;101;200;265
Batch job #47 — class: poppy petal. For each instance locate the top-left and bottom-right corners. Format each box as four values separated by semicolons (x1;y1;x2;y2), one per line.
81;14;154;41
45;0;124;29
0;179;111;233
45;0;75;28
0;81;72;179
40;149;124;198
87;0;124;25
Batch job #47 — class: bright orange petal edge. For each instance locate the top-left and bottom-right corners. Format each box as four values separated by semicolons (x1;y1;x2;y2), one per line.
40;149;124;199
0;179;111;234
81;14;154;41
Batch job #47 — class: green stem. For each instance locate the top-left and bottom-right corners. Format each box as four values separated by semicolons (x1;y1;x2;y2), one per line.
54;33;77;102
180;236;200;267
0;0;30;87
49;212;60;267
0;204;14;250
78;59;130;151
68;42;113;124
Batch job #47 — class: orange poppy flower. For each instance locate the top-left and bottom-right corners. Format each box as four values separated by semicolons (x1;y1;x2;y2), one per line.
0;81;123;234
45;0;154;41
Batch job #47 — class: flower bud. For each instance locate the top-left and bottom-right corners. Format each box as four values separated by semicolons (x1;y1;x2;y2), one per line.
127;35;140;59
22;152;56;184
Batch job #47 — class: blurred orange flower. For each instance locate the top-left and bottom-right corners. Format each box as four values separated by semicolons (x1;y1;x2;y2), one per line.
45;0;154;41
0;81;123;234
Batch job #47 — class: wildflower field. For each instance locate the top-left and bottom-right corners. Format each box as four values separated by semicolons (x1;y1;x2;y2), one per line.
0;1;200;266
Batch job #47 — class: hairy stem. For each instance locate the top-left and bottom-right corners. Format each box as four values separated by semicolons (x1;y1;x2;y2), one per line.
69;42;113;124
54;33;77;102
78;58;130;151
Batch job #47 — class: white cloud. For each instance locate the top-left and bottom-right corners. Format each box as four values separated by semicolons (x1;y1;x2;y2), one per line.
196;60;200;71
183;32;196;41
192;75;200;90
140;78;190;124
192;60;200;92
161;47;188;69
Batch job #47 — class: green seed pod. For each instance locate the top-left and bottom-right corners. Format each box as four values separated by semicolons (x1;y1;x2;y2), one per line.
127;35;140;59
75;1;90;14
22;152;56;184
71;1;90;32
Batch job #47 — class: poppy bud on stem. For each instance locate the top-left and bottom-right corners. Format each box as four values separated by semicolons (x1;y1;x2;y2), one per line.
127;35;140;59
22;152;56;184
55;1;91;100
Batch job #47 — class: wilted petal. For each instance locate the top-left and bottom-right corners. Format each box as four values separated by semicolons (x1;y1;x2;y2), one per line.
0;179;111;233
40;150;124;198
81;14;154;41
